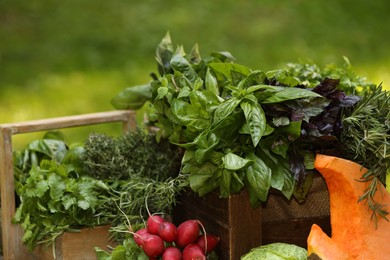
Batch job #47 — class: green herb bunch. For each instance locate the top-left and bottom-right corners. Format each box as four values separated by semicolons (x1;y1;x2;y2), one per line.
111;33;387;210
13;131;185;252
14;150;110;251
82;127;182;181
341;84;390;223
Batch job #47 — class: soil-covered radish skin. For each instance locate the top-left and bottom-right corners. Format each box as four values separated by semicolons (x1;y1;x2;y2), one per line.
162;246;182;260
142;234;165;258
158;221;177;242
146;215;165;235
196;234;220;253
182;244;206;260
175;219;201;248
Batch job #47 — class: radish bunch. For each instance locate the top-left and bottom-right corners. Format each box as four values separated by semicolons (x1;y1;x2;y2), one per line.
133;215;220;259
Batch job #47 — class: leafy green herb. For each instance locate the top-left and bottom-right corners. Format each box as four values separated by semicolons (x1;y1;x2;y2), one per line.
102;175;187;238
13;159;110;250
13;131;186;252
112;33;386;210
96;235;148;260
82;127;182;181
341;84;390;223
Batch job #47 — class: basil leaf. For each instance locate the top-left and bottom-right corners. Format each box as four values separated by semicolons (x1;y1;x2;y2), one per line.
220;169;232;198
231;172;245;193
241;70;267;88
262;87;322;103
293;171;314;203
281;169;295;199
189;43;201;64
223;152;252;171
240;101;266;147
111;84;152;109
208;63;251;82
197;176;220;197
210;51;236;62
156;32;174;75
245;153;272;201
171;99;209;131
194;131;219;163
213;97;241;125
211;111;244;144
192;89;221;112
205;68;220;95
257;147;287;191
272;116;290;127
156;86;169;100
177;86;191;99
187;162;218;192
189;173;213;192
170;54;198;82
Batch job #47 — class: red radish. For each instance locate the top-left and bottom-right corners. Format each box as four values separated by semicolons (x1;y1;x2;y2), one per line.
196;234;220;253
162;246;182;260
142;234;165;257
133;228;149;247
146;215;165;235
175;220;201;248
158;221;177;242
182;244;206;260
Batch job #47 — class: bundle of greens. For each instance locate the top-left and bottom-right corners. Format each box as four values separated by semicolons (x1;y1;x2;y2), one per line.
82;127;182;181
111;32;389;219
13;130;185;251
13;132;111;251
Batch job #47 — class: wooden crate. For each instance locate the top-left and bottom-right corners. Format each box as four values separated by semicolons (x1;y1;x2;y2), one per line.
0;110;136;260
173;189;262;260
33;225;116;260
262;174;331;248
1;110;331;259
173;175;331;259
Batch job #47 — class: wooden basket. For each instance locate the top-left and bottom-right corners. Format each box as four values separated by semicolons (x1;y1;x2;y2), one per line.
0;110;136;260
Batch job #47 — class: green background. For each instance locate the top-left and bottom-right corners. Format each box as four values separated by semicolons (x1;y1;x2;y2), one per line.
1;0;389;148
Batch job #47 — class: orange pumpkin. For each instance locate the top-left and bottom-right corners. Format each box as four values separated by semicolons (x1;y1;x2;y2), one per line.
307;154;390;259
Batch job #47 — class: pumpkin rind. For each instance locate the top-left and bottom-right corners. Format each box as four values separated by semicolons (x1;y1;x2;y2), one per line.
307;154;390;259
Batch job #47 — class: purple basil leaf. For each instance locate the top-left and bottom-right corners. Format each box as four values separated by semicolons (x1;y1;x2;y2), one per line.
313;78;340;97
340;94;361;107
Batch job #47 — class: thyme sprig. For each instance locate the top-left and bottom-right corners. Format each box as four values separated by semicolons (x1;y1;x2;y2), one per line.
341;84;390;224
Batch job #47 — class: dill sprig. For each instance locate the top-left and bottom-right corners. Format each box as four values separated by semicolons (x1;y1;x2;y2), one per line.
341;84;390;224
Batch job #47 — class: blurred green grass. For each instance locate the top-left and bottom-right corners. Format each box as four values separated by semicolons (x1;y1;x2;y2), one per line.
1;0;389;148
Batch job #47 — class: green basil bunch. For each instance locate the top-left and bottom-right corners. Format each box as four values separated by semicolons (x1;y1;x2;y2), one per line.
111;33;370;206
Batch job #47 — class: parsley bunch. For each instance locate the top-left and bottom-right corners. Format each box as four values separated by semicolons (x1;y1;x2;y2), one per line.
14;157;110;251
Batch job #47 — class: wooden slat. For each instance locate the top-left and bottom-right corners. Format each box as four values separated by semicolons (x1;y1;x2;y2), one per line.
34;225;116;259
1;110;136;134
0;110;136;260
229;189;262;258
0;127;18;260
173;189;262;259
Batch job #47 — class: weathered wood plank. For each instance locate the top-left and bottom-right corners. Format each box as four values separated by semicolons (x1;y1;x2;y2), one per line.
34;225;116;260
1;110;136;134
173;189;262;259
